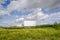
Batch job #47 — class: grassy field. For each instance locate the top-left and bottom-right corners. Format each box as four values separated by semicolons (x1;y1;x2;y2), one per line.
0;28;60;40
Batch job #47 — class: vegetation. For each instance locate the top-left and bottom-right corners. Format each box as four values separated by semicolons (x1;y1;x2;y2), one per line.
0;22;60;40
0;28;60;40
35;22;60;29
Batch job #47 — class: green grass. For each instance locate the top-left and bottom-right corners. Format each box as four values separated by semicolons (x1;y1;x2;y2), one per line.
0;28;60;40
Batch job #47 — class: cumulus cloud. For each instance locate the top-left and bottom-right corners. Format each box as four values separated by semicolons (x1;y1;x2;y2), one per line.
16;17;24;22
0;0;6;4
27;0;60;11
0;0;60;16
0;0;27;16
0;20;16;27
2;0;60;12
49;12;60;18
7;0;27;12
37;8;49;20
0;0;60;26
11;0;60;11
37;11;60;25
15;8;60;26
0;10;9;15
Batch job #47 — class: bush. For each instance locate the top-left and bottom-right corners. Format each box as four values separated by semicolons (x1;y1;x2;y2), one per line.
34;22;60;29
53;22;60;29
35;24;53;28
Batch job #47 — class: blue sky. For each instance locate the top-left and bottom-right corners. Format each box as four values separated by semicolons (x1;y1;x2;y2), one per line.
0;0;60;26
1;0;11;8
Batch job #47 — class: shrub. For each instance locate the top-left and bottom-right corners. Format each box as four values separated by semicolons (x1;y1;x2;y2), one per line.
53;22;60;29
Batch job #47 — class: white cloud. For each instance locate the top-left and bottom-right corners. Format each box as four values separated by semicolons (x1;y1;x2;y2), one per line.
0;0;60;26
0;20;16;27
37;8;49;20
37;11;60;25
7;1;21;12
16;17;24;22
38;15;49;20
0;0;6;4
27;0;60;11
0;0;9;16
7;0;27;12
0;8;60;26
25;13;36;20
0;10;9;15
0;0;60;16
49;12;60;18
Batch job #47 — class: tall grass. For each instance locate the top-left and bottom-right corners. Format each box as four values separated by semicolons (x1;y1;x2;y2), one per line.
0;28;60;40
0;22;60;40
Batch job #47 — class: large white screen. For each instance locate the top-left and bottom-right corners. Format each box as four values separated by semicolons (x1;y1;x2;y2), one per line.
24;21;36;26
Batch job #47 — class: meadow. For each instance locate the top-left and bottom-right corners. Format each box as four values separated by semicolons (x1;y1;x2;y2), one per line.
0;23;60;40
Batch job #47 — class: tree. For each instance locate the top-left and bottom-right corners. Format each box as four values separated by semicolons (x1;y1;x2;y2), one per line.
53;22;60;29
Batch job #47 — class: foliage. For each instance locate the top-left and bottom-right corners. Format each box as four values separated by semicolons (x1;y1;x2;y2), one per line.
0;22;60;29
0;28;60;40
0;22;60;40
34;23;60;29
53;22;60;29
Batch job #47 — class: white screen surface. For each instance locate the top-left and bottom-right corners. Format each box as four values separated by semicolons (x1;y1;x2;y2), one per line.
24;21;36;26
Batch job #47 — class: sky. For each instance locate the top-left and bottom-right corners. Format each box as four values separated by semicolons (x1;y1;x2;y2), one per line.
0;0;60;27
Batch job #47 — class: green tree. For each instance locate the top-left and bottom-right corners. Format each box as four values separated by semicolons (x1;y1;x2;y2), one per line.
53;22;60;29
